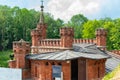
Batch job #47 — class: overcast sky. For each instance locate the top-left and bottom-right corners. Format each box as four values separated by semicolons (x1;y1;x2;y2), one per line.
0;0;120;22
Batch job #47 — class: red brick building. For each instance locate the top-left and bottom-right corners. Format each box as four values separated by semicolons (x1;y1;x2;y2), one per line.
8;1;120;80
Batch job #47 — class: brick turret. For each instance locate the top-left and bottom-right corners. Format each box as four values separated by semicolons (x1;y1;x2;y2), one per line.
9;39;31;79
31;0;47;46
31;29;41;46
96;28;107;50
37;23;47;39
13;39;30;68
60;27;74;48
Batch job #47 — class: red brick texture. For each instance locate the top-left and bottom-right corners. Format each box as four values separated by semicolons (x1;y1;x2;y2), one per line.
96;28;107;50
30;60;71;80
60;27;74;48
37;23;47;39
8;40;31;79
31;29;41;46
78;58;86;80
9;60;16;68
87;59;106;80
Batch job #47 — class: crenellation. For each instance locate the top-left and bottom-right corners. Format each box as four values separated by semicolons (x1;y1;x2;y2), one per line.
60;27;74;36
31;29;41;36
60;27;74;48
96;28;107;36
96;28;107;50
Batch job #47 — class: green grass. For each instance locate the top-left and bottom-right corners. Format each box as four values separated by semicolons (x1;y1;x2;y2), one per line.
0;50;12;67
103;64;120;80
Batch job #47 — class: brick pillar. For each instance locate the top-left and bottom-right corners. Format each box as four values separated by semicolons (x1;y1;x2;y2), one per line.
62;61;71;80
96;28;107;50
60;27;74;48
37;23;47;39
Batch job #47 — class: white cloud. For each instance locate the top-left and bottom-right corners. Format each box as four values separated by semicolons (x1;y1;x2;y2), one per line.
46;0;104;22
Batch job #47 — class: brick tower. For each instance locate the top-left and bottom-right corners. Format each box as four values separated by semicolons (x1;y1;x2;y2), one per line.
36;0;47;39
60;27;74;48
31;0;47;46
9;39;31;79
96;28;107;50
12;39;30;68
31;0;47;53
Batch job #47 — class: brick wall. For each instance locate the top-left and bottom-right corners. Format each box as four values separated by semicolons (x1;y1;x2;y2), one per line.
86;59;106;80
78;58;86;80
30;60;71;80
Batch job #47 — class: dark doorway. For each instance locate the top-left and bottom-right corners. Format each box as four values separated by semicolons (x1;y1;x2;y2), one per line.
71;59;78;80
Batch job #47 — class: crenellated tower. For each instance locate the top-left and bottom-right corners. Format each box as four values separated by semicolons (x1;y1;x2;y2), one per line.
37;0;47;39
9;39;31;79
31;0;47;47
60;27;74;48
12;39;30;68
96;28;107;50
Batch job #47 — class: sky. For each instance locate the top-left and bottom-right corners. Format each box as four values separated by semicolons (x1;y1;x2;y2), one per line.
0;0;120;22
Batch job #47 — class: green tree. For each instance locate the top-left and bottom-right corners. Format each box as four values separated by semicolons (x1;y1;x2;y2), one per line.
82;20;101;38
104;19;120;50
46;13;64;38
67;14;88;38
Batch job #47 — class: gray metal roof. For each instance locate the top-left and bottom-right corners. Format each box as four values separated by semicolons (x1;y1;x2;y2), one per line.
26;44;110;60
105;51;120;73
106;57;120;72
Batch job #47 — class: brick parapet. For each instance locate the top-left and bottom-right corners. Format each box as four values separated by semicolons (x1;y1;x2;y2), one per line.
39;39;61;47
8;60;16;68
74;39;95;44
31;29;41;36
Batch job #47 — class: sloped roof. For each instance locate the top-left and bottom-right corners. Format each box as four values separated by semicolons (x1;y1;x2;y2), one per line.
105;51;120;72
26;44;110;60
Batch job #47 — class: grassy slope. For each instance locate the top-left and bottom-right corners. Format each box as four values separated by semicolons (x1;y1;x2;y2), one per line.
103;65;120;80
0;50;12;67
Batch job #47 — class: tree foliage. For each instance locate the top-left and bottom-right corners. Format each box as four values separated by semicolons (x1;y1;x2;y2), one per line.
0;5;63;50
82;20;101;38
67;14;88;38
